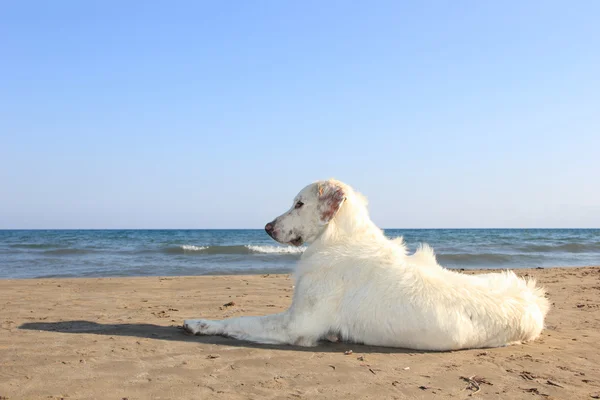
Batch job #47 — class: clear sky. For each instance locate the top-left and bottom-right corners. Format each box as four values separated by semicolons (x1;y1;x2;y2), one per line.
1;1;598;229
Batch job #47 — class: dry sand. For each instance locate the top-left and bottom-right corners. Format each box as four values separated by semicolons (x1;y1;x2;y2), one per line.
1;267;599;399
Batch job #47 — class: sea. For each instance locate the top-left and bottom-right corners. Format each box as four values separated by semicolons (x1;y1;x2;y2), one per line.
0;229;598;279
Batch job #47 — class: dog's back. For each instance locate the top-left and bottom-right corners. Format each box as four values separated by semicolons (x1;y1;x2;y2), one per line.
301;235;549;350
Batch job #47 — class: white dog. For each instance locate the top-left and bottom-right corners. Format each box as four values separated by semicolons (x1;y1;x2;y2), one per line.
184;179;549;350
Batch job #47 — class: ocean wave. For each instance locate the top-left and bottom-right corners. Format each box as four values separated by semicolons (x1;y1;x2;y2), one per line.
518;243;600;253
246;245;306;254
163;245;208;254
438;253;514;265
435;253;547;267
10;243;59;249
162;244;304;255
42;249;97;255
181;245;208;252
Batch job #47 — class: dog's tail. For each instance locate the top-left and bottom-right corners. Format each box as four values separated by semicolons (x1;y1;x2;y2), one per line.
481;271;549;342
511;272;550;342
524;276;550;322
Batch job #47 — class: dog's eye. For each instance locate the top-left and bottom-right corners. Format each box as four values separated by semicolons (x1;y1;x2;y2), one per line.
295;201;304;209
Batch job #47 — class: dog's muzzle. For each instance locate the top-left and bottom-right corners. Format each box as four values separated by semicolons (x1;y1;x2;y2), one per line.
265;222;275;238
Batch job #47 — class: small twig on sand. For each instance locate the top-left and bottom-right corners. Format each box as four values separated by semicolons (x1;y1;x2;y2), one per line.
460;376;481;395
547;380;564;388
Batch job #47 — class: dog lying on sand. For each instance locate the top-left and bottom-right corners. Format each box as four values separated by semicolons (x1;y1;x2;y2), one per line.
184;179;549;350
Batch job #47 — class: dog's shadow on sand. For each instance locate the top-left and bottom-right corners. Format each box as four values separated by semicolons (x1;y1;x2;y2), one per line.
19;320;428;354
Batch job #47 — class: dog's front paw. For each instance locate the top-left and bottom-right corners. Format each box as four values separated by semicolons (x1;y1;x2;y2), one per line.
183;319;222;336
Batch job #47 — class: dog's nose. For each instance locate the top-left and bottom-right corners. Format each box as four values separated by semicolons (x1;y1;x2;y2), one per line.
265;223;274;235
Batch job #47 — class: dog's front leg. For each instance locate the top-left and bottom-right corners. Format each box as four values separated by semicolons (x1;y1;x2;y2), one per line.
183;310;321;346
184;276;332;346
183;312;289;344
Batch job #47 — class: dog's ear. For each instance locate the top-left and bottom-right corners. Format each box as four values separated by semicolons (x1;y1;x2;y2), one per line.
317;181;346;224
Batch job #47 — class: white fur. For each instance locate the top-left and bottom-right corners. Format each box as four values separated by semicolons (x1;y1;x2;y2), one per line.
184;179;549;351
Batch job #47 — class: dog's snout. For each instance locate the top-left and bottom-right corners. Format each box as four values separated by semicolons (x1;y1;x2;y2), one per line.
265;222;275;236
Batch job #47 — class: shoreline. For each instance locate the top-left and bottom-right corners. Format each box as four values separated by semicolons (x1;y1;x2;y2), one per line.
1;266;599;399
1;264;599;282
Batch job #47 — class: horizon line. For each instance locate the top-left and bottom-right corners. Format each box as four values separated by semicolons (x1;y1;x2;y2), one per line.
1;227;598;231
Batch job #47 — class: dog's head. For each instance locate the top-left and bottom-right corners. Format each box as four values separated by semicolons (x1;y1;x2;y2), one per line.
264;179;348;246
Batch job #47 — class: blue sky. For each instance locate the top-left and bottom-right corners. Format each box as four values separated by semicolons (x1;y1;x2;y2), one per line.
1;1;598;229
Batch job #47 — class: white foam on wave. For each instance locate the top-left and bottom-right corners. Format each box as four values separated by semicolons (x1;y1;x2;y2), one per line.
180;245;208;252
246;245;306;254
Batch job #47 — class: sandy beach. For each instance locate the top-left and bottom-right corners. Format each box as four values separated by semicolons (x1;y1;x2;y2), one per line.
1;266;599;399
